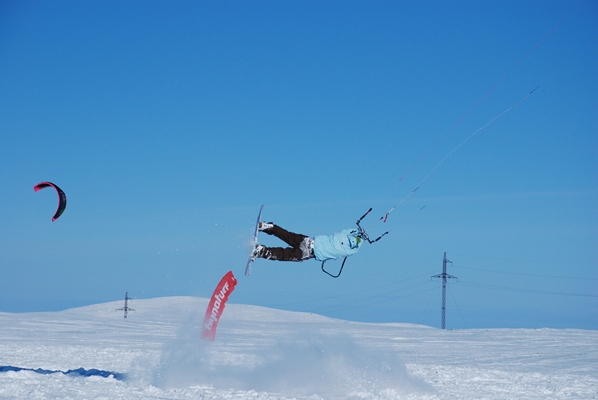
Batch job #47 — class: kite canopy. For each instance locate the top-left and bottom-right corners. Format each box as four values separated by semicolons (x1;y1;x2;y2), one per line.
34;182;67;221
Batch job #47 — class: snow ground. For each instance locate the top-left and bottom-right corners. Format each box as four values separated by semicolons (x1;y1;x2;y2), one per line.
0;296;596;399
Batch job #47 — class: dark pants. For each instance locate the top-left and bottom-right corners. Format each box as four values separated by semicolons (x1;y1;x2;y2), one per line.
259;224;314;262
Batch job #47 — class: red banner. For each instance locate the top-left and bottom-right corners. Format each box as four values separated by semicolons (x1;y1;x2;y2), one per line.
201;270;237;341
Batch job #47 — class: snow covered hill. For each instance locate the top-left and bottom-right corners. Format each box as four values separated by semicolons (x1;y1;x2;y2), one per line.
0;296;596;399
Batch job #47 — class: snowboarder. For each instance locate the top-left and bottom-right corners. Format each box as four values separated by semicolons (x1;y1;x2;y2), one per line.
251;222;364;263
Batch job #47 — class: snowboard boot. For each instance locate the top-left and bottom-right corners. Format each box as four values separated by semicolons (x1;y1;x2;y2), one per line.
251;244;265;261
258;222;274;232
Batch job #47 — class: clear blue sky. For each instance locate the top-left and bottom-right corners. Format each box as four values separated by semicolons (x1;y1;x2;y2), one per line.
1;0;596;329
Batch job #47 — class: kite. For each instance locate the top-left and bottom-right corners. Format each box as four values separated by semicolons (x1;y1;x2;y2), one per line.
34;181;67;221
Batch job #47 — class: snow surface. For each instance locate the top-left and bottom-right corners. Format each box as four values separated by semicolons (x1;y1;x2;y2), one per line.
0;296;596;399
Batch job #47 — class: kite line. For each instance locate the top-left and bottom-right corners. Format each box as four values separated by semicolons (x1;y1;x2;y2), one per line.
355;1;585;239
361;85;540;237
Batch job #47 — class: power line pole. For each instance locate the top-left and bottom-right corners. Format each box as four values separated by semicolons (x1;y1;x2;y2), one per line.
431;252;457;329
116;292;135;318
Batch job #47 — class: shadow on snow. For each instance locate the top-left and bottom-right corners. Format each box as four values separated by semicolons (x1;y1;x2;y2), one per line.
0;366;126;381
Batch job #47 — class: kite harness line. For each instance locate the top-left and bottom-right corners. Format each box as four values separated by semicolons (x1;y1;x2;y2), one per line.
322;86;540;279
322;86;540;278
306;0;574;280
369;86;540;236
321;208;388;278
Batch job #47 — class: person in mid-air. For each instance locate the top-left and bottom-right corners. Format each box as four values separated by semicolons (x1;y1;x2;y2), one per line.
251;222;363;262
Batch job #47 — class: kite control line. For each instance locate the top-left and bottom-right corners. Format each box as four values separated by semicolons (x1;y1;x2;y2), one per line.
356;208;388;244
321;208;388;278
322;87;539;278
367;86;541;235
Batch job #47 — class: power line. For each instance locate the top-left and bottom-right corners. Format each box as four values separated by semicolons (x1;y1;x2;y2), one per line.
451;252;598;267
457;281;598;298
420;287;441;326
308;286;437;316
448;284;468;329
275;274;438;308
271;269;439;309
453;264;598;281
245;256;440;300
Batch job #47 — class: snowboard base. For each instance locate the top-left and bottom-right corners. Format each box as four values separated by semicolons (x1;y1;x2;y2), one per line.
245;205;264;276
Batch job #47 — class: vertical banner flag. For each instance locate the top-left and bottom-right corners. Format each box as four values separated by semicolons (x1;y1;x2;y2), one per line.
201;270;237;341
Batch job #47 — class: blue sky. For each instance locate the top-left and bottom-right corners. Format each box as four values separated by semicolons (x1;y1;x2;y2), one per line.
1;0;596;329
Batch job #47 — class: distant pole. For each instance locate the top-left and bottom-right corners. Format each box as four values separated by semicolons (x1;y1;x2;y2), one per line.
116;292;135;318
432;252;457;329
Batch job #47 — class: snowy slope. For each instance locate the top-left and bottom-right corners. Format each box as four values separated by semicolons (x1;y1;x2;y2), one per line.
0;296;596;399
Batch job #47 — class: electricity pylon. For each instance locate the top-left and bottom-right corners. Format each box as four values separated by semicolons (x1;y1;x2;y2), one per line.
116;292;135;318
431;252;457;329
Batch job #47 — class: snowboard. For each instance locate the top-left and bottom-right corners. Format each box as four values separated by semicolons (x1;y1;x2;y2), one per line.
245;204;264;276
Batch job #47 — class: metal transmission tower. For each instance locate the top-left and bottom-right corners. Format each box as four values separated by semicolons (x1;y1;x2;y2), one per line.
116;292;135;318
431;252;457;329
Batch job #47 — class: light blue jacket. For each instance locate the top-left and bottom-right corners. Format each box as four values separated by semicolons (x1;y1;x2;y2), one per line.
313;229;363;261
